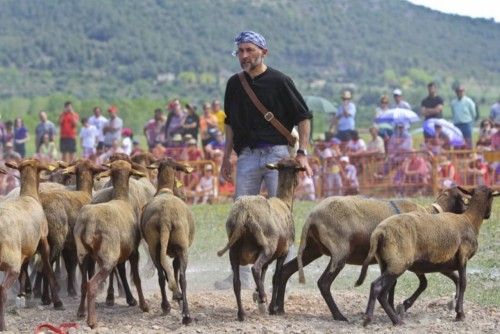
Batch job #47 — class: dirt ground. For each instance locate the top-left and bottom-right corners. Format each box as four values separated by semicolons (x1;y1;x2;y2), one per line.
4;275;499;334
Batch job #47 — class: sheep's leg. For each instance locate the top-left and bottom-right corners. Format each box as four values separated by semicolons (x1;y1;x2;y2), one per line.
18;262;29;297
268;255;286;314
116;262;137;306
388;280;397;310
157;263;171;315
87;266;112;328
178;251;192;325
364;273;388;326
62;248;77;297
41;271;51;305
129;251;149;312
377;274;403;325
172;257;182;303
0;269;19;331
39;238;63;310
269;246;322;315
397;274;427;314
441;271;459;310
106;268;115;306
253;263;269;304
251;251;273;313
229;248;245;321
317;259;348;321
77;256;91;318
455;264;467;321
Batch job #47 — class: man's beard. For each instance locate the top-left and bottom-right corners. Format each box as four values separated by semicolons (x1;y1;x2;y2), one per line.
240;55;263;71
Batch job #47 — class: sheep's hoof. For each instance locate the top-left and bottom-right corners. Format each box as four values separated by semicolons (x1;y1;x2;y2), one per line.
161;302;171;315
140;302;149;313
88;321;97;329
237;311;245;321
393;320;405;326
77;310;85;319
182;316;192;325
41;297;51;306
105;296;115;307
126;297;137;307
362;316;372;327
447;299;455;311
68;288;77;298
333;314;348;322
396;304;406;316
258;302;267;314
53;301;64;310
455;312;465;322
252;291;259;303
33;289;42;299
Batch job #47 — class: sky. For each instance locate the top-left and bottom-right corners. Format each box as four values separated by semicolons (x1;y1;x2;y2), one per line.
407;0;500;23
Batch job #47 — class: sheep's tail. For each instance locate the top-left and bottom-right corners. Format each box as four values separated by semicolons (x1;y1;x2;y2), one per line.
217;212;249;257
159;225;177;292
297;220;312;284
355;232;383;287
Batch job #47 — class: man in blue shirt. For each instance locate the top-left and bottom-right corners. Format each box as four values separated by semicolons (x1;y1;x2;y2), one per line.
331;90;356;142
451;84;476;148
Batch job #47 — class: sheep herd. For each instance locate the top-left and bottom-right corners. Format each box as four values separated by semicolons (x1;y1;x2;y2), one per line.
0;155;497;331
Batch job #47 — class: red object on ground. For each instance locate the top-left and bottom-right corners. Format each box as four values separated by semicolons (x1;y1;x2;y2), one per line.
34;322;78;334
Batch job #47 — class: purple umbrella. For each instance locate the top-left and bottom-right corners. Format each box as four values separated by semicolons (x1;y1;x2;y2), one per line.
423;118;465;146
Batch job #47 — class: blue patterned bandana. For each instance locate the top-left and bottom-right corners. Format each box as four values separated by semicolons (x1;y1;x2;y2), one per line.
234;31;267;50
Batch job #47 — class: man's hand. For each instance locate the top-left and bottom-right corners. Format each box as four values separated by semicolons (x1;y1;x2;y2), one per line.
221;157;233;182
296;154;312;177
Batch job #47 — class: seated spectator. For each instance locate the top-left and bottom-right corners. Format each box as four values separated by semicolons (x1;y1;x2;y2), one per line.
151;142;167;160
37;133;59;162
492;121;500;150
345;130;366;156
180;138;203;162
322;148;342;197
218;175;235;198
97;139;124;164
387;122;413;165
295;171;316;201
313;138;330;161
466;153;490;186
366;125;385;155
165;133;185;160
0;168;19;195
204;131;225;159
398;149;430;195
3;141;21;162
374;95;393;140
339;156;358;195
130;140;144;157
79;117;98;159
437;155;459;188
143;108;166;150
199;102;219;147
425;123;450;155
181;103;200;140
476;119;496;151
164;99;186;146
193;164;216;204
121;128;134;155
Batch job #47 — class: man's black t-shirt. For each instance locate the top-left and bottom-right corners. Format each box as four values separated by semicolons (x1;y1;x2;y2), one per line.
224;67;312;155
421;95;444;120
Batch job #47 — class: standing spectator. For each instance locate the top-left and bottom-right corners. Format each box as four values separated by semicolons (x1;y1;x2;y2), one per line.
399;149;430;195
212;99;226;133
13;117;29;158
143;108;165;150
331;90;356;142
103;105;123;149
88;106;108;149
437;155;459;188
466;153;490;186
451;84;476;149
374;95;393;140
37;133;59;162
3;121;14;147
130;140;144;157
295;171;316;201
164;99;186;145
79;117;98;158
0;119;5;159
35;111;57;152
199;102;218;147
490;96;500;125
180;138;203;162
391;88;412;110
121;128;133;155
476;119;496;151
181;103;200;140
339;156;359;195
421;82;444;143
58;101;79;163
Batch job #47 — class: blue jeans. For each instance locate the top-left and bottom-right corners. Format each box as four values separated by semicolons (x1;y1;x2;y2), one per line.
455;122;473;148
235;145;289;199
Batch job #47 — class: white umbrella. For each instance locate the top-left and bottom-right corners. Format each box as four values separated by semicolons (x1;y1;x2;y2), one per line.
375;108;420;125
423;118;465;146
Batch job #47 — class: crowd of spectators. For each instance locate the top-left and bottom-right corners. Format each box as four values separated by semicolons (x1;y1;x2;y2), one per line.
0;83;499;200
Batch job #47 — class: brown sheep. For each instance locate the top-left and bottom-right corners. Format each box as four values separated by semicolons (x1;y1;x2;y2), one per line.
140;158;194;324
269;187;469;320
217;158;305;321
0;159;63;331
74;160;149;329
355;185;499;326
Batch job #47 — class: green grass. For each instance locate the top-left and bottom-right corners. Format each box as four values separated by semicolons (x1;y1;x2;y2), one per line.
189;198;500;307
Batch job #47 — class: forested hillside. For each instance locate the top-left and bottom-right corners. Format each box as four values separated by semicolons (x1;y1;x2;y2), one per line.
0;0;499;130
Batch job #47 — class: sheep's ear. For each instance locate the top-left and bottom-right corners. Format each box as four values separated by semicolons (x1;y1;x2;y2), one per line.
102;163;111;169
57;160;69;168
4;161;19;170
492;190;500;197
62;165;77;175
39;170;51;181
95;170;111;180
0;167;7;174
147;162;160;170
131;169;146;178
457;186;472;196
179;164;194;174
266;163;278;170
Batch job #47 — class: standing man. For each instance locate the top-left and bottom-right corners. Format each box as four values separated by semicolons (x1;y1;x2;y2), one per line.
331;90;356;142
451;84;476;148
88;106;108;150
143;108;166;151
217;30;312;290
103;105;123;149
490;96;500;125
35;111;57;152
421;82;444;143
58;101;79;162
391;88;412;110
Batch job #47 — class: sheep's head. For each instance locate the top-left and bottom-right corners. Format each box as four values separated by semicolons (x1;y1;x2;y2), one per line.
108;153;131;163
61;159;107;177
96;160;146;180
131;152;157;167
148;158;194;174
5;159;58;184
467;185;500;220
435;186;472;214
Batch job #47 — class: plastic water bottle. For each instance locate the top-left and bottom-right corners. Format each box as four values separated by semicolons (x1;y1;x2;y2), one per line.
15;296;26;308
